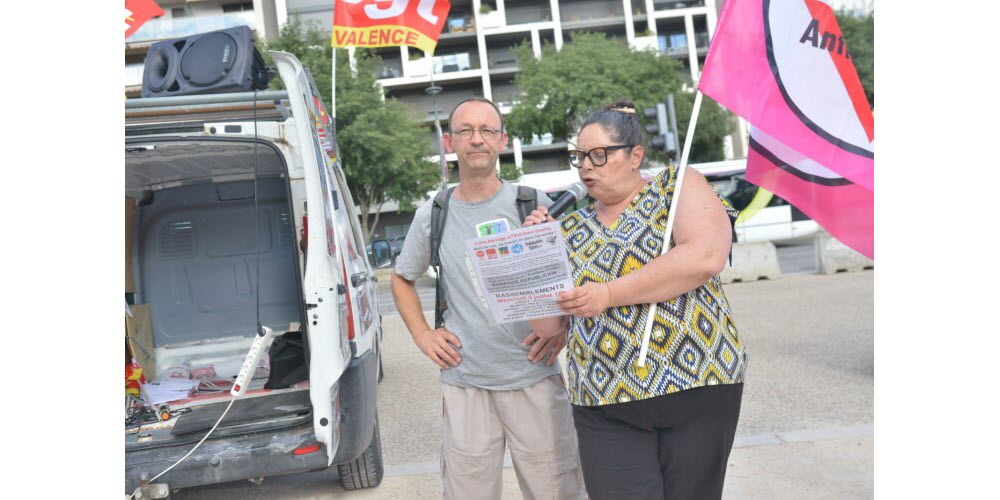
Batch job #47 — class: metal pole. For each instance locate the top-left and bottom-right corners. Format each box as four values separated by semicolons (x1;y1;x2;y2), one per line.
331;47;337;118
124;90;289;108
667;94;679;165
426;69;448;190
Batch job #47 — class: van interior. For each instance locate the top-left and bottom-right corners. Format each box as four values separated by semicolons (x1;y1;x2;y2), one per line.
126;139;311;439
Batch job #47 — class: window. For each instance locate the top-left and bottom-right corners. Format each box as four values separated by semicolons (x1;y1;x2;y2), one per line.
709;175;757;212
659;33;689;53
222;2;254;13
433;53;471;74
171;7;189;18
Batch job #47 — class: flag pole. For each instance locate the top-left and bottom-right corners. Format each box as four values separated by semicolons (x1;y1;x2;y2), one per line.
636;90;705;368
330;3;337;118
331;48;337;119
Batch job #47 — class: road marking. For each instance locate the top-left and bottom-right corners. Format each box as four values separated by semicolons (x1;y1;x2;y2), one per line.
734;422;873;448
382;423;874;478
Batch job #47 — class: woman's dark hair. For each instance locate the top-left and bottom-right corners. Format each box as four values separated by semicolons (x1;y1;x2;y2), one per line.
578;99;646;163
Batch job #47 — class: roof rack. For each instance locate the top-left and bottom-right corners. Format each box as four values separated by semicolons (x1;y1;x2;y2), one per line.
125;90;289;110
125;90;291;129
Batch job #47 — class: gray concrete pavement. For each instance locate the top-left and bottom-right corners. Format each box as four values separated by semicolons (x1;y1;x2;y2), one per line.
173;270;874;499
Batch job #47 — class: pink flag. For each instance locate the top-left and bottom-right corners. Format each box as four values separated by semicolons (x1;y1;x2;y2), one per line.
698;0;873;258
748;127;873;258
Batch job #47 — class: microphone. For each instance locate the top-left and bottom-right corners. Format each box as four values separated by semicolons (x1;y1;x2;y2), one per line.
546;182;588;219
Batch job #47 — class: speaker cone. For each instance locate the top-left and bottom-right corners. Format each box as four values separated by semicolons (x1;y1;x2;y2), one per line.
143;44;178;93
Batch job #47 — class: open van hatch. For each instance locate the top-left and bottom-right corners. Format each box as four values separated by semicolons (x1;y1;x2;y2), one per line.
126;136;312;439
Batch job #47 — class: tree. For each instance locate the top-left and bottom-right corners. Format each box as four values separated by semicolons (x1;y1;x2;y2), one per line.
264;18;439;239
498;160;532;181
836;11;874;107
506;32;733;163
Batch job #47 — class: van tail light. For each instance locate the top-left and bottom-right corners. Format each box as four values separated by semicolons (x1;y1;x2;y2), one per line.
294;444;322;455
341;260;356;340
300;215;308;253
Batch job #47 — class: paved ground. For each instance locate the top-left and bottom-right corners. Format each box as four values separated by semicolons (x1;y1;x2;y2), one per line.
174;269;874;499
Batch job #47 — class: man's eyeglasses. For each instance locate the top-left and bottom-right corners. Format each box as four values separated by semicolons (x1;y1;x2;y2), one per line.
568;145;634;168
450;128;503;141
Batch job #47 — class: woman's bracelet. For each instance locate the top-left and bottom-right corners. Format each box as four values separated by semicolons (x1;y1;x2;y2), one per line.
604;281;614;307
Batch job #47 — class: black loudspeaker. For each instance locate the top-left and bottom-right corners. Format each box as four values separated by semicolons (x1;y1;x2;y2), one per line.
141;25;269;98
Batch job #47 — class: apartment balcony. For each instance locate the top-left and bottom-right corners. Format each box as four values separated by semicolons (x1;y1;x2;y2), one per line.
657;31;710;57
486;46;521;73
505;1;553;26
127;11;257;43
377;58;404;80
443;12;477;35
559;0;625;27
652;0;706;11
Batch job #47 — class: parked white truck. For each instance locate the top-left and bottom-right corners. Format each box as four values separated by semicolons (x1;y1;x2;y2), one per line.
124;51;391;495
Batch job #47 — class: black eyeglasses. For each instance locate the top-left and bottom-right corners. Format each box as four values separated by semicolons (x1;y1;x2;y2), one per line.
568;145;635;168
450;128;503;141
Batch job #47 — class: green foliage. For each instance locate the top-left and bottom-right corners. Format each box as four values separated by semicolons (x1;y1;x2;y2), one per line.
498;161;532;181
264;17;439;238
506;32;732;163
262;17;334;111
675;93;734;163
836;11;874;107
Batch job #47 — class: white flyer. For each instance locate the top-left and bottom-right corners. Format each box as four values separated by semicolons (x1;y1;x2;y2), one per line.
465;222;574;324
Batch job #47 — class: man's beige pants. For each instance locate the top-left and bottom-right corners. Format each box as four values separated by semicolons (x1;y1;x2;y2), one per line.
441;374;587;500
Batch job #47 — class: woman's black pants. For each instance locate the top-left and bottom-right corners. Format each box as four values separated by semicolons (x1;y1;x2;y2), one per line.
571;383;744;500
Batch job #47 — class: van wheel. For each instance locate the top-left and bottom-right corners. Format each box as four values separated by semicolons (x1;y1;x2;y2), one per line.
337;415;384;490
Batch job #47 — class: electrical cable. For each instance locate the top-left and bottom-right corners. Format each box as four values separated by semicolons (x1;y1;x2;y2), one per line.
126;398;237;499
253;89;262;336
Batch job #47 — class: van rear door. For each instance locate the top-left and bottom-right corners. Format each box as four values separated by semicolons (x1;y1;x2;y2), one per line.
271;51;350;465
295;63;381;358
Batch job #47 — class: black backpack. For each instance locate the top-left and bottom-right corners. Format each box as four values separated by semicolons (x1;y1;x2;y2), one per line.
429;185;537;329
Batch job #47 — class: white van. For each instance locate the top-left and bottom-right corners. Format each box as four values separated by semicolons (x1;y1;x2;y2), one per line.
520;159;819;245
124;52;391;494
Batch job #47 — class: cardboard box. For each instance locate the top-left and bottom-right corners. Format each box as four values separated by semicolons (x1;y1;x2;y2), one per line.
125;304;155;379
126;196;137;293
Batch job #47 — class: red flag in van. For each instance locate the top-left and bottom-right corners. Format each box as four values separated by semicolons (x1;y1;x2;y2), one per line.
125;0;164;39
332;0;451;54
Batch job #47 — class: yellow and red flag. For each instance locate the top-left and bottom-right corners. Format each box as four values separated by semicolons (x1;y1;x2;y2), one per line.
332;0;451;54
125;0;164;39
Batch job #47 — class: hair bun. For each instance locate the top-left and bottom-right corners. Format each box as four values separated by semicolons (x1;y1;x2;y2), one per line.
606;99;637;115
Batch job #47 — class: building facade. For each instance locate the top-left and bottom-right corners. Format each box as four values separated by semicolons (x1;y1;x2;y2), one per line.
126;0;737;239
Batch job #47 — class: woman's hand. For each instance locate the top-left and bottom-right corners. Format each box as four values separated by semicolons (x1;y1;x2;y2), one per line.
557;282;613;318
522;205;555;227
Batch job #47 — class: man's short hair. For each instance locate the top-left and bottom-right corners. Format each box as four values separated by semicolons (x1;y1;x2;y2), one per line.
448;97;505;132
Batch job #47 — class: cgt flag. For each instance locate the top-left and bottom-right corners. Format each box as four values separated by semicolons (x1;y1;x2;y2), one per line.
698;0;873;258
125;0;164;39
333;0;451;54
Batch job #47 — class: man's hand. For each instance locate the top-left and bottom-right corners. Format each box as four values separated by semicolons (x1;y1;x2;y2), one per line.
523;331;566;366
523;205;555;227
413;327;463;369
557;282;613;318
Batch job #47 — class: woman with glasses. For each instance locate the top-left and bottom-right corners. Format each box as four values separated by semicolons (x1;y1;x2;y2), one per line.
524;100;748;500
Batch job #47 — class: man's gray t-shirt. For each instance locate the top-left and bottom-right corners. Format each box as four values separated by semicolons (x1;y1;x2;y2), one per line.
395;181;558;391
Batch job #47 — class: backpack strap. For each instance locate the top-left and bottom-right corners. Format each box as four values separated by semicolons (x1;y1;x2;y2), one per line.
515;185;537;225
430;186;455;329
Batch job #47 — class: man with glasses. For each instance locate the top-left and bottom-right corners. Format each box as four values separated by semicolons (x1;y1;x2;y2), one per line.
391;98;586;499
